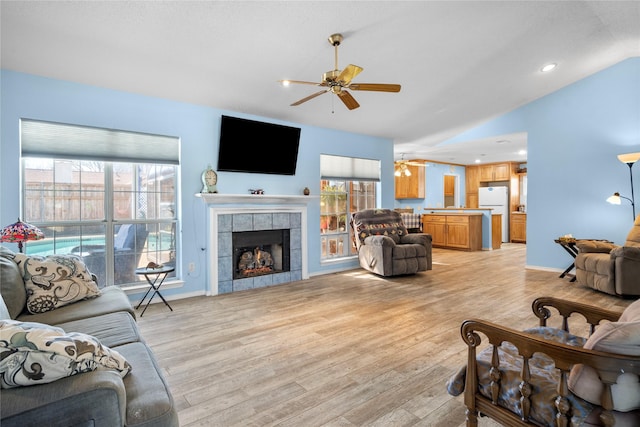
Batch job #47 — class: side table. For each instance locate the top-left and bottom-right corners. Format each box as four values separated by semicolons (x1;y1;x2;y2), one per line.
554;238;579;281
135;265;175;316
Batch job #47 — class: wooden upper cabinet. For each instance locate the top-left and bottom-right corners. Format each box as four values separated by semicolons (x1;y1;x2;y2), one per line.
465;166;480;208
493;163;510;180
479;163;511;182
479;165;494;182
395;162;425;199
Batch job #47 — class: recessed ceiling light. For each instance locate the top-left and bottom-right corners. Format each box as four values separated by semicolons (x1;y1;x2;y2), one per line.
475;159;481;164
518;150;527;155
541;63;557;73
281;80;291;87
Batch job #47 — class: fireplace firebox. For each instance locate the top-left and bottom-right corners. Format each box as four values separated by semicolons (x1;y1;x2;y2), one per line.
232;229;290;279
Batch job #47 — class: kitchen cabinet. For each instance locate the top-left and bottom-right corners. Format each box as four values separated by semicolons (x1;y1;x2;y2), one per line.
466;162;520;225
422;215;446;246
479;163;510;182
465;166;480;208
511;212;526;243
491;214;502;249
422;213;482;251
395;162;425;199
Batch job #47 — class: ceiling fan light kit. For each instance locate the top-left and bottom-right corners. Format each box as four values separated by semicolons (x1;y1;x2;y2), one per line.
279;33;401;110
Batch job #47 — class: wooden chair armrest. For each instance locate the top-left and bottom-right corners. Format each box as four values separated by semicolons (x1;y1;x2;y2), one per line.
531;296;621;335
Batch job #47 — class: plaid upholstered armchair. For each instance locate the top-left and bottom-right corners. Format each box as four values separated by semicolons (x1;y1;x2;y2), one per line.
351;208;432;277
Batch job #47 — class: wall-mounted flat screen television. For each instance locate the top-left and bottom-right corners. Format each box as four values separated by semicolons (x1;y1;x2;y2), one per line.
217;115;301;175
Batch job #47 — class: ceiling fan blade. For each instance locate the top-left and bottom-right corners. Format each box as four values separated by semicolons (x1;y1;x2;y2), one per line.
348;83;401;92
290;89;328;106
279;80;327;87
337;90;360;110
337;64;363;85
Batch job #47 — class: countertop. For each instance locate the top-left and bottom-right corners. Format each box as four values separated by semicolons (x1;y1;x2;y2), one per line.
422;211;484;216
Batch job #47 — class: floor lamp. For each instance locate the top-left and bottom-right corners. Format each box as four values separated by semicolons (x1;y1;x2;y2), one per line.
607;152;640;221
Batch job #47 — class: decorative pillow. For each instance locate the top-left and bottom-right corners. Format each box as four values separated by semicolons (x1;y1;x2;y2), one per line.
568;320;640;412
0;319;131;388
13;253;101;314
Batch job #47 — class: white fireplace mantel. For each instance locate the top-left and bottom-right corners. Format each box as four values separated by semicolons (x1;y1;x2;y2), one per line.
196;193;316;205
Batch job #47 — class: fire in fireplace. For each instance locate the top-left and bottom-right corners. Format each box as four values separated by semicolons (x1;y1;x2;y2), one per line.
232;229;290;279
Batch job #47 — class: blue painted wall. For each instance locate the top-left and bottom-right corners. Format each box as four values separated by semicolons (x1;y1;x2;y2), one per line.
0;70;395;299
439;57;640;270
2;57;638;293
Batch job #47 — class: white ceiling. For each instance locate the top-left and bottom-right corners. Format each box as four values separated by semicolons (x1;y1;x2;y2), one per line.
2;1;639;165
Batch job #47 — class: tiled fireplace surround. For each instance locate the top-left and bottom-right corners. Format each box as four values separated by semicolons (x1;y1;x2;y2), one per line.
200;194;310;295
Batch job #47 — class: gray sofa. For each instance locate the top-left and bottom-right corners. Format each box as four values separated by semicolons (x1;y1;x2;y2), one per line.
0;246;178;427
351;208;432;276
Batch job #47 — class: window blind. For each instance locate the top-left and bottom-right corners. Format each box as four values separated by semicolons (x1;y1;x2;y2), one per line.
320;154;380;181
21;119;180;165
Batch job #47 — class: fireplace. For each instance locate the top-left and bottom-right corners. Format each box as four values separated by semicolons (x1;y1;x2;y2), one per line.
232;229;290;279
198;193;311;296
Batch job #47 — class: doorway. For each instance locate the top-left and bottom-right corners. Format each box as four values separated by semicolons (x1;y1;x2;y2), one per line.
444;174;459;208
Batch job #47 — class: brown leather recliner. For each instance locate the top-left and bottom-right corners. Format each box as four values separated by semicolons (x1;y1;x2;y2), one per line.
575;215;640;296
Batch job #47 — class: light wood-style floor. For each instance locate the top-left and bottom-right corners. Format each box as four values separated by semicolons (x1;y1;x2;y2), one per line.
137;244;632;427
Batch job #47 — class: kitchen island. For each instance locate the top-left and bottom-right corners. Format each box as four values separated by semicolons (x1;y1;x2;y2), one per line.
422;211;483;251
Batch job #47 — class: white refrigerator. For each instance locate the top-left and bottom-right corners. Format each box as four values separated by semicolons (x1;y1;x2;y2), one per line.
479;186;509;242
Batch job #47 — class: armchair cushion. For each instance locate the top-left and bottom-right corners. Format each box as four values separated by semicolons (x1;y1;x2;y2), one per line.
13;253;101;314
363;235;397;247
576;240;618;253
399;233;430;246
612;245;640;262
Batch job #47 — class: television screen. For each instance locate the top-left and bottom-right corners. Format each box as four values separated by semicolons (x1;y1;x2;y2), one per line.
217;115;301;175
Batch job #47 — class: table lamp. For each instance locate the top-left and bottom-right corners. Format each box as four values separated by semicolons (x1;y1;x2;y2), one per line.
0;218;45;253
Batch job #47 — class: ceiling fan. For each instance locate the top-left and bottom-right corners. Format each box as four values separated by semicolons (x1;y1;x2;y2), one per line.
279;33;401;110
395;155;426;177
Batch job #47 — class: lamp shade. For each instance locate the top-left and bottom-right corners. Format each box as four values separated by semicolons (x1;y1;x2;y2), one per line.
617;152;640;164
606;193;622;205
0;218;45;252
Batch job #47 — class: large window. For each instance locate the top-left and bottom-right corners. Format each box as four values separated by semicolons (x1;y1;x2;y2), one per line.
20;120;179;288
320;180;376;259
320;155;379;261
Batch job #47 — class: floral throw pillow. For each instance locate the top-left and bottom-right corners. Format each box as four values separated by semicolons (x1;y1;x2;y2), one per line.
13;253;101;314
0;319;131;388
